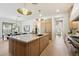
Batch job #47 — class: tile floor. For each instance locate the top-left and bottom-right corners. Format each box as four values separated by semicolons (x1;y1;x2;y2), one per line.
0;35;72;56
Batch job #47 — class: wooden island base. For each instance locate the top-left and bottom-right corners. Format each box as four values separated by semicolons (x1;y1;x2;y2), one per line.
9;33;49;56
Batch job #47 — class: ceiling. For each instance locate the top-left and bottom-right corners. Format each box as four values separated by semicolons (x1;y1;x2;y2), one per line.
0;3;73;21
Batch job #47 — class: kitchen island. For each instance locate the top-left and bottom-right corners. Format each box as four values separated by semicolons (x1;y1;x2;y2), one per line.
8;33;49;56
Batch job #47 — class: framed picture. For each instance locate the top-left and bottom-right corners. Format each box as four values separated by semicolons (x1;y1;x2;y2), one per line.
24;25;30;33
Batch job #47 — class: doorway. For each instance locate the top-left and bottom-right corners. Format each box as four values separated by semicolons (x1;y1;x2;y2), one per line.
55;17;63;38
55;20;63;36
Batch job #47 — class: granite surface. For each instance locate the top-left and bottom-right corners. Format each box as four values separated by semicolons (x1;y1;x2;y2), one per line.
8;33;48;43
68;35;79;48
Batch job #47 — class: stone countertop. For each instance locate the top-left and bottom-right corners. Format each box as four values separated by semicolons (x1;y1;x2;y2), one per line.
68;35;79;48
8;33;49;43
68;34;79;42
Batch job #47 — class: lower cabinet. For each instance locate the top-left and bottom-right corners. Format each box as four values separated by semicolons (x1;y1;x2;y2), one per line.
29;39;40;56
13;41;26;56
9;39;14;56
9;39;29;56
39;35;49;54
9;34;49;56
49;33;52;40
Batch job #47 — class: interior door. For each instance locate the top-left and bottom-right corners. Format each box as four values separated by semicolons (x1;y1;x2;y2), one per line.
55;20;63;36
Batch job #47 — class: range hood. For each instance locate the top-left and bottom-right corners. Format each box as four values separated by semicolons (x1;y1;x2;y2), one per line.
73;15;79;21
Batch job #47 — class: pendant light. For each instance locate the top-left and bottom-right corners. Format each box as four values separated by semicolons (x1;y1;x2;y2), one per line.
17;3;32;15
37;10;43;21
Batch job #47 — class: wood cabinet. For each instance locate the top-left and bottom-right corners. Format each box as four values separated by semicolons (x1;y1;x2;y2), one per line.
69;21;78;30
45;20;52;33
29;39;40;56
41;19;52;33
41;19;52;40
13;41;26;56
9;34;49;56
9;39;14;55
9;39;29;56
39;35;49;54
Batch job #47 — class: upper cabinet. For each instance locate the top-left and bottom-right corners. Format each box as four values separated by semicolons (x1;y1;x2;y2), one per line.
70;3;79;21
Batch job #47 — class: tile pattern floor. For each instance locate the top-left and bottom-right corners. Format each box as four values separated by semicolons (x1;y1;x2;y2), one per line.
0;35;71;56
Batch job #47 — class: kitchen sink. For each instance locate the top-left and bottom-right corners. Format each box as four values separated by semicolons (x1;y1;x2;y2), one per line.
36;34;43;36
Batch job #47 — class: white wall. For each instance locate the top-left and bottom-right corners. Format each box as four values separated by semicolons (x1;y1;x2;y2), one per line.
0;22;2;39
20;17;52;33
63;12;70;35
21;19;35;33
52;16;56;40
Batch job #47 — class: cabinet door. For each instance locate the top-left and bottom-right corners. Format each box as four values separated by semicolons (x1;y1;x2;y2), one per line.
40;37;44;53
9;39;14;55
40;37;46;53
45;35;49;46
41;20;52;33
41;21;46;33
43;35;49;51
14;41;26;56
45;22;52;33
9;39;29;56
29;39;40;56
39;35;49;54
49;33;52;40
